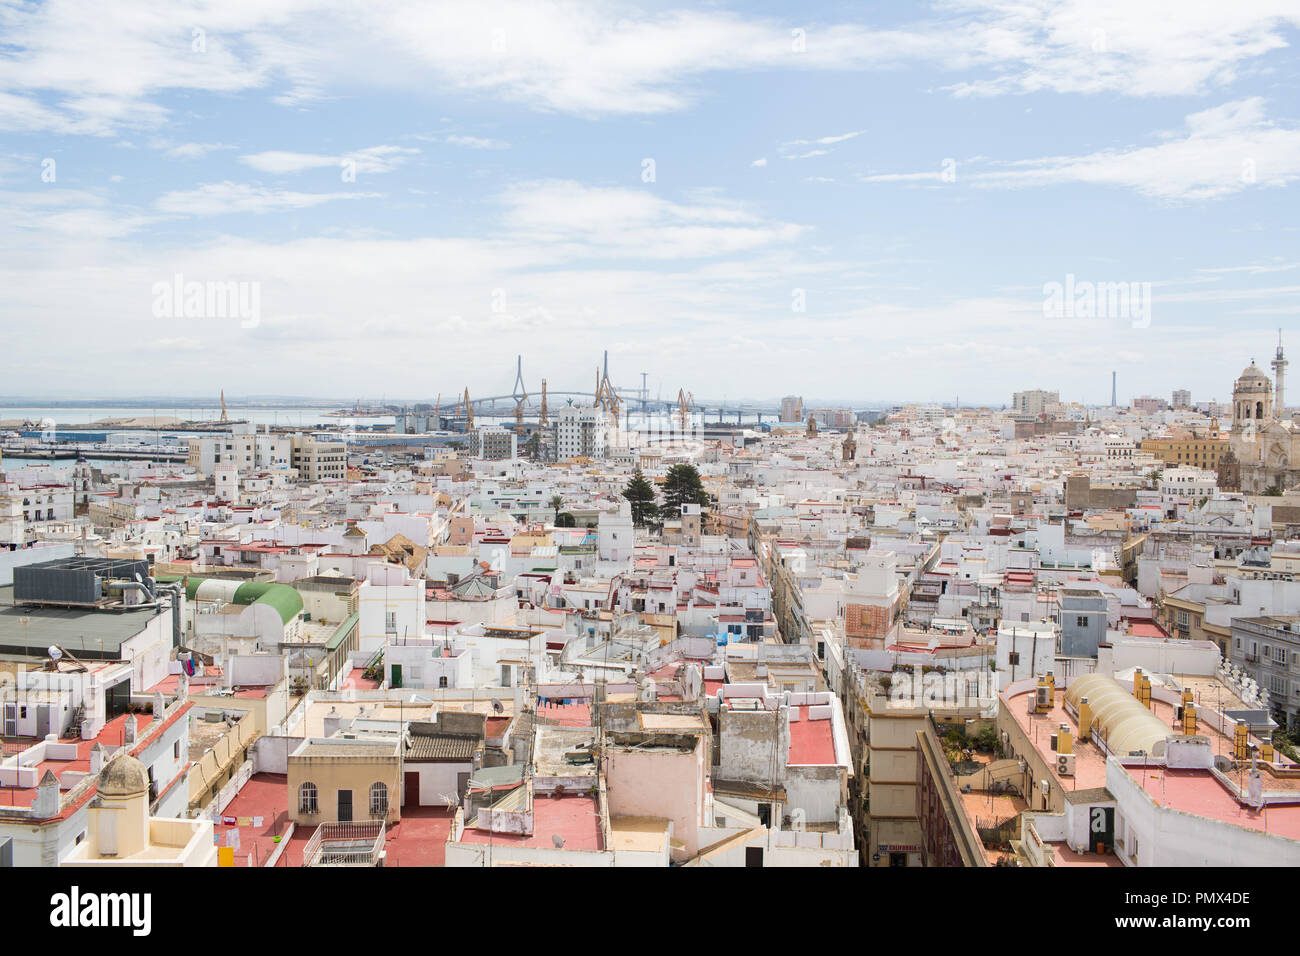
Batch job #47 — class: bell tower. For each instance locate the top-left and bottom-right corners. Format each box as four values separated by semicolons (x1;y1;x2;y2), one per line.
1272;330;1287;418
1232;360;1273;431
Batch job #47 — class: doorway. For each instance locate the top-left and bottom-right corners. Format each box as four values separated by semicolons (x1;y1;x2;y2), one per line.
404;772;420;807
745;847;764;867
337;789;353;822
105;678;131;719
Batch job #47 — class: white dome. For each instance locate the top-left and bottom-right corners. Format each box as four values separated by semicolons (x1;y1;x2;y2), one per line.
1236;362;1271;388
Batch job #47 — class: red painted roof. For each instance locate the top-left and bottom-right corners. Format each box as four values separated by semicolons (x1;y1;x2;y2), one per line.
788;706;837;765
1137;768;1300;841
458;792;603;851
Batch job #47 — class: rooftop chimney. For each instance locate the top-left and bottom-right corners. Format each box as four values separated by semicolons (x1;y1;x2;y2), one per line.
32;771;60;818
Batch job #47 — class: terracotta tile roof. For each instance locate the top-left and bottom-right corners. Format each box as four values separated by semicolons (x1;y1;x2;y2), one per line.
406;733;479;762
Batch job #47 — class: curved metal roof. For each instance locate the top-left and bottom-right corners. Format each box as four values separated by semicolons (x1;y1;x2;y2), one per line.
186;577;304;626
232;582;304;626
1066;673;1170;757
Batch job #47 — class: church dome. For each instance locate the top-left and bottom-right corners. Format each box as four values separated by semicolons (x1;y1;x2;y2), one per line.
1238;362;1270;384
99;754;150;796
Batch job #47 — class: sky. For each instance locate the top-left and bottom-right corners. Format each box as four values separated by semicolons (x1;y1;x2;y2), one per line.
0;0;1298;407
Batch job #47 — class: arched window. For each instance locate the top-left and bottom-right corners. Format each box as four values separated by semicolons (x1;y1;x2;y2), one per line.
369;782;389;816
438;676;449;688
299;781;318;813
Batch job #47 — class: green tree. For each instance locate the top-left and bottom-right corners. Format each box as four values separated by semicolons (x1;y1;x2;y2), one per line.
548;493;565;513
662;463;710;518
524;432;541;460
554;512;577;528
623;469;659;527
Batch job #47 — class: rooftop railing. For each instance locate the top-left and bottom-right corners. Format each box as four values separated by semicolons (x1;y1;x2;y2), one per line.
304;821;385;867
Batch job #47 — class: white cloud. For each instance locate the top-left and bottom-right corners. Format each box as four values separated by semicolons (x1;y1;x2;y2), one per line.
238;145;418;175
0;0;1293;133
974;98;1300;200
751;157;767;167
860;170;947;183
859;99;1300;201
943;0;1300;99
238;151;338;174
445;135;509;149
778;130;866;161
497;180;804;259
0;189;156;241
154;182;380;216
163;142;237;160
785;130;866;147
0;185;1288;399
1198;260;1300;276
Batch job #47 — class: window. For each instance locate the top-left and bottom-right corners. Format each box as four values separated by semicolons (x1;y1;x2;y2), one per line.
299;781;319;813
369;782;389;816
385;611;397;634
438;675;448;689
1076;616;1088;628
174;740;182;760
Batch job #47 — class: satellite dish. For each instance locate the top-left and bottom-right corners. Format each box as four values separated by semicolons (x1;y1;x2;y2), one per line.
552;834;565;849
48;645;63;660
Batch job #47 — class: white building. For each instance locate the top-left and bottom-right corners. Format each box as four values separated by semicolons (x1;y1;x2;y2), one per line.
384;638;474;690
994;621;1057;690
1159;466;1218;499
553;406;608;460
598;503;635;564
357;564;426;654
1012;390;1059;418
467;426;517;461
187;424;292;477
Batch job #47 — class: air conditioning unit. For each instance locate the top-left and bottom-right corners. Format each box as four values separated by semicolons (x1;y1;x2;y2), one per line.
1056;753;1076;776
